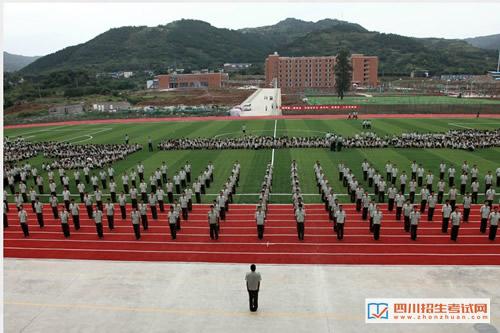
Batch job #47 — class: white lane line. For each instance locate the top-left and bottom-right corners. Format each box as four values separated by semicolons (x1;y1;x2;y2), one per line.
213;129;327;139
5;247;500;256
1;233;491;238
66;127;113;144
448;123;473;129
271;119;277;166
5;238;500;247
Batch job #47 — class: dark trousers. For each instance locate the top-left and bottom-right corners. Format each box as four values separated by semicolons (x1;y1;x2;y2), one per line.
420;200;426;213
378;191;385;203
363;171;367;181
196;192;201;204
85;175;90;183
201;184;206;194
151;206;158;220
168;192;174;203
182;207;188;220
257;225;264;239
339;172;343;181
187;172;191;183
111;192;116;203
362;207;368;220
400;184;406;194
404;216;410;232
38;185;44;194
388;198;394;211
21;223;29;237
120;206;126;219
450;200;456;211
460;184;466;195
480;218;488;233
438;191;444;203
472;192;478;204
373;224;381;240
297;222;304;240
162;174;167;184
451;225;459;241
141;193;147;203
97;201;103;212
442;218;449;233
80;192;85;202
449;177;454;187
101;179;107;189
181;179;186;188
210;224;218;240
427;207;435;221
170;223;177;239
188;199;193;211
418;177;423;187
86;205;93;218
336;223;344;240
124;184;129;194
368;178;373;187
409;192;415;203
4;213;8;228
176;217;181;230
463;208;470;222
62;223;70;238
132;199;138;209
248;290;259;312
133;224;141;240
396;207;402;220
175;185;180;194
489;225;498;241
159;200;164;212
356;199;361;212
410;224;418;240
96;223;103;238
37;213;44;227
72;215;80;230
64;200;70;211
52;206;59;219
107;215;114;229
141;215;148;230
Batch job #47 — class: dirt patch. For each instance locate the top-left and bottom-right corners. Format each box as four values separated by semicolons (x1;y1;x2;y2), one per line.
135;89;255;107
5;103;52;115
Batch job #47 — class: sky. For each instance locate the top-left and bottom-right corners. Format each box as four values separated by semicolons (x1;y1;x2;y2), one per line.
3;2;500;57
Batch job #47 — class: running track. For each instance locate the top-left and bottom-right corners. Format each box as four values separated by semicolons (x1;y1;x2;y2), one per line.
4;203;499;265
5;113;500;129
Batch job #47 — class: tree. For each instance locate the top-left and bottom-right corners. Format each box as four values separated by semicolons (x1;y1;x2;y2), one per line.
334;49;352;100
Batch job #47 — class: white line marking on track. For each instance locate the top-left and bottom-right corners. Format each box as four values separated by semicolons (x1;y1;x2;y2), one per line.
271;119;277;166
5;247;500;256
5;238;500;247
66;127;114;143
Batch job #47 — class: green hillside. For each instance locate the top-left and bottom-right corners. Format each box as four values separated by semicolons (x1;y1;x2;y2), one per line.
20;18;498;76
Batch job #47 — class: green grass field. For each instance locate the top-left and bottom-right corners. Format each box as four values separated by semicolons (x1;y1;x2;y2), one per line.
307;95;500;105
4;118;500;203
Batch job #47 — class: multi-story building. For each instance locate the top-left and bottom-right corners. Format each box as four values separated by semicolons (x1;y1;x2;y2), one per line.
154;72;229;89
265;52;378;90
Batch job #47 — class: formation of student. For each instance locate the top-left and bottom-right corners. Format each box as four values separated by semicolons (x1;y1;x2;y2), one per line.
156;129;500;151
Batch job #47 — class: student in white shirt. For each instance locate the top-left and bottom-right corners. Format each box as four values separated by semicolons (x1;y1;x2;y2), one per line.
450;207;462;241
480;202;491;234
488;207;499;241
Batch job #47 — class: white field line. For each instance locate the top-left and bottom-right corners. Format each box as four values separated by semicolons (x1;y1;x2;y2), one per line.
213;128;327;139
5;238;500;247
5;247;500;256
66;127;113;144
271;119;277;166
4;192;489;197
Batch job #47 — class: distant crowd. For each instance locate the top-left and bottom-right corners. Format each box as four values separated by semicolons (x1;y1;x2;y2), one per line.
4;137;142;168
157;129;500;151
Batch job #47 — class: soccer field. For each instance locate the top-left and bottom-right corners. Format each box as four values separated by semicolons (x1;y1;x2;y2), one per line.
307;95;500;105
4;117;500;204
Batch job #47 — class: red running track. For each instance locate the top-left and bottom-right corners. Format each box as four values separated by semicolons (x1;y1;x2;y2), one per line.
3;204;499;265
5;113;500;129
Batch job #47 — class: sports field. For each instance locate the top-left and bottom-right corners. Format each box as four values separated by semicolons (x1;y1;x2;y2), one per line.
307;95;500;105
4;117;500;204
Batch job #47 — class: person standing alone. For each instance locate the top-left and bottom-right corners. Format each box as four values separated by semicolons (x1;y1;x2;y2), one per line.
245;264;262;312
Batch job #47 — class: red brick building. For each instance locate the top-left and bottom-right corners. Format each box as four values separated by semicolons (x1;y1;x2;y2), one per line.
265;52;378;90
155;72;228;89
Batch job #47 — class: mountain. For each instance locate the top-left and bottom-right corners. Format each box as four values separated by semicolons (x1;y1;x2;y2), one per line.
240;18;367;45
21;18;498;75
464;34;500;50
283;30;497;75
3;52;41;72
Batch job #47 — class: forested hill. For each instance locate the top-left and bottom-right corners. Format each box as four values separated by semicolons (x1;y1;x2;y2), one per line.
21;18;497;75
